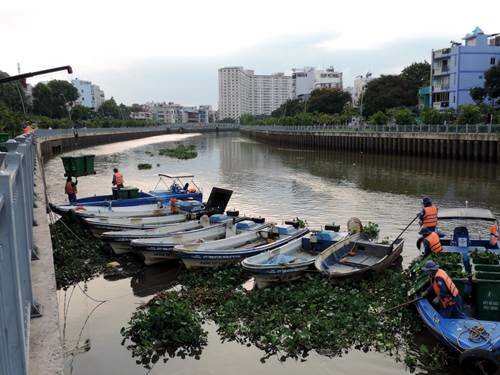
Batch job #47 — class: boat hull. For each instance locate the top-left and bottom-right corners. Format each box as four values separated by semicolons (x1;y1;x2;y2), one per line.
250;264;314;288
109;241;135;255
176;228;309;269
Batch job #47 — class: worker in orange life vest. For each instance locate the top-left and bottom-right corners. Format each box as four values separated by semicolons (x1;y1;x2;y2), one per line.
65;176;78;203
112;168;124;189
421;260;466;319
419;227;443;257
490;223;498;249
419;197;438;231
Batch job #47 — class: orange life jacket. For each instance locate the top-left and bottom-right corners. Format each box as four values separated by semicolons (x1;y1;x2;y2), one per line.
170;198;177;214
491;224;498;246
65;181;77;195
432;269;459;308
114;172;124;185
426;231;442;253
422;206;438;228
23;126;33;134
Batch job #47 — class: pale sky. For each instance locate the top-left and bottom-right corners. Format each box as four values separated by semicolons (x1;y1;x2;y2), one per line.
2;0;499;107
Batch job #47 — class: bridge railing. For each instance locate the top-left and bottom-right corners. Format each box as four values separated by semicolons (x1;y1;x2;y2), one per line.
0;133;36;375
241;123;500;134
35;122;240;139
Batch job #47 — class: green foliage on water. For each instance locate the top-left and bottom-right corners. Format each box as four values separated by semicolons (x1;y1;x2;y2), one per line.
137;163;152;170
158;144;197;160
121;293;207;369
122;267;450;371
362;221;380;240
50;219;111;289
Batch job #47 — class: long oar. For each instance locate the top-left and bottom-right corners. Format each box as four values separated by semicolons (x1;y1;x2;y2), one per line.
378;297;423;314
390;214;420;250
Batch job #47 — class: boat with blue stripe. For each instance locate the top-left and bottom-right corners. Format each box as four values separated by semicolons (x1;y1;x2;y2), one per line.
174;221;309;269
52;173;202;213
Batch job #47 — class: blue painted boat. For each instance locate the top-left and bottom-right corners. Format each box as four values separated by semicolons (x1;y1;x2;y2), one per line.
242;230;349;288
52;173;203;212
415;299;500;374
174;222;309;269
413;207;500;374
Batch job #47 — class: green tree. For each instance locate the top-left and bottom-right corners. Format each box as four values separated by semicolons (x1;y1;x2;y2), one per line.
0;71;29;113
362;75;417;116
71;104;95;120
387;108;415;125
32;80;79;118
420;108;444;125
469;87;487;105
401;61;431;88
456;104;482;124
307;89;351;115
271;99;305;117
98;97;120;118
368;111;389;125
484;65;500;103
239;113;257;125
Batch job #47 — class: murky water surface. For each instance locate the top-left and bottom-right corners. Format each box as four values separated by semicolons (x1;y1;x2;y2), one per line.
44;132;500;375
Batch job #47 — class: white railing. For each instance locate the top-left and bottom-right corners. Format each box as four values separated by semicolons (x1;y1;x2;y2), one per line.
0;133;36;375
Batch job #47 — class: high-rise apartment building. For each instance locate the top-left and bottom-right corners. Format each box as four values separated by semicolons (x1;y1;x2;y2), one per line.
71;78;105;110
291;67;343;99
431;27;500;110
218;67;292;120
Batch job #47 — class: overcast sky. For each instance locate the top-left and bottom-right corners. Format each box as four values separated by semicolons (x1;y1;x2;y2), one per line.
2;0;499;107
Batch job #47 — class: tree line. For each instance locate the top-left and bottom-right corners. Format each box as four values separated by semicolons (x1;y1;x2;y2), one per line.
240;62;500;126
0;71;150;135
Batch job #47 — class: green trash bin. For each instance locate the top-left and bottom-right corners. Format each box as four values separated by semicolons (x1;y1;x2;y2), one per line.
472;271;500;321
83;155;95;175
128;187;139;199
61;156;86;177
61;154;96;177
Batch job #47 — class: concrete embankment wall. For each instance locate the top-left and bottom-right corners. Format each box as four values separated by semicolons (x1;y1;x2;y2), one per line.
241;129;500;162
39;125;237;159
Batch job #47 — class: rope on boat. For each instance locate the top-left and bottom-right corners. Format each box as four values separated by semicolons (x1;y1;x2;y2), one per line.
456;322;497;351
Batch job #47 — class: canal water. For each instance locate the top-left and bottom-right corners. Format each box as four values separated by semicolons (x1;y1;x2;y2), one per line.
44;131;500;375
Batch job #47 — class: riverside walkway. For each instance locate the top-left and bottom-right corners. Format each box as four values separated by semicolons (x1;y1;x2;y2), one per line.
241;124;500;162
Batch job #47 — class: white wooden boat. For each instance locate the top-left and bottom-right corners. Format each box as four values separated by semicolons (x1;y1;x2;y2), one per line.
242;230;349;288
174;222;309;269
132;217;240;264
102;214;235;255
315;234;404;281
84;214;190;237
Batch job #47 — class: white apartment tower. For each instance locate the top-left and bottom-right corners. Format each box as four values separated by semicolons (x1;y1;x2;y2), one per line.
292;67;343;98
218;67;292;120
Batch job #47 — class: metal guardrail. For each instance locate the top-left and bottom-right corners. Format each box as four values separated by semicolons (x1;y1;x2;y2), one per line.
35;123;240;138
241;123;500;134
0;133;36;375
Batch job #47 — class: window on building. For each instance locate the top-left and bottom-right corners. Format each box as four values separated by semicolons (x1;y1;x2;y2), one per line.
491;57;496;65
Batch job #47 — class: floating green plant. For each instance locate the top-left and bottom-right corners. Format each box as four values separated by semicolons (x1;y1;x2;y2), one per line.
159;144;197;160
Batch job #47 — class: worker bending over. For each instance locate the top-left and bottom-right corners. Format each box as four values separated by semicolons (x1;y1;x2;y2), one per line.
419;227;443;257
421;260;466;319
